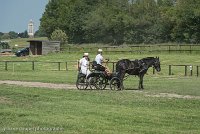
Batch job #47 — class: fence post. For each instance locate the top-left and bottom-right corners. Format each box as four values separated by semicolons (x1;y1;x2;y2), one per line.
65;62;68;71
185;65;187;76
189;65;193;76
32;61;35;70
5;61;8;71
169;65;171;75
58;62;61;71
197;66;199;77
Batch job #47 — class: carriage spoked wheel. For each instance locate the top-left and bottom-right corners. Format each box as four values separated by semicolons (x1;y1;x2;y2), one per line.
76;75;88;90
96;75;107;90
88;77;97;90
89;74;107;90
110;77;121;90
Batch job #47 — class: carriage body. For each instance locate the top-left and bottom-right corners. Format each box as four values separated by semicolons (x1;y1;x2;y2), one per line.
76;68;121;90
87;70;121;90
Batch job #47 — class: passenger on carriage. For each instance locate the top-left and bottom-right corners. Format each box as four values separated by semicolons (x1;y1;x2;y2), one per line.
79;53;91;77
95;49;111;76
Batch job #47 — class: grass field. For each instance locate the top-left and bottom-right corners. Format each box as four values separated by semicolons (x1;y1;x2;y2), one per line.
0;52;199;90
1;83;200;134
7;37;48;48
1;43;200;133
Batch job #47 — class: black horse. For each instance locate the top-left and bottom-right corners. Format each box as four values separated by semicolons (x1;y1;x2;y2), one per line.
116;57;161;89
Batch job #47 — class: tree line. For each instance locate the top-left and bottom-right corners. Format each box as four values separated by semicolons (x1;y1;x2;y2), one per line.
2;0;199;45
0;30;45;40
0;31;28;40
39;0;200;45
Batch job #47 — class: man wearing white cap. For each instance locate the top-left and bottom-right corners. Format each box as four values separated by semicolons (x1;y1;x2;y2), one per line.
79;53;91;76
95;49;103;65
94;49;111;75
94;49;107;71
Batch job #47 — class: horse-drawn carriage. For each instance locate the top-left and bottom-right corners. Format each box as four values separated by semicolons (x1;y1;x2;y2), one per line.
76;61;121;90
76;57;161;90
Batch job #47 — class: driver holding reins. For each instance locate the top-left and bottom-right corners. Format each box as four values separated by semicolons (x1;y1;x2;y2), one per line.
95;49;104;66
95;49;111;76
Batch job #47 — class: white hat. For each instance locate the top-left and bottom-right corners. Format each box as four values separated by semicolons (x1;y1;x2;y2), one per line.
84;53;89;56
98;49;103;52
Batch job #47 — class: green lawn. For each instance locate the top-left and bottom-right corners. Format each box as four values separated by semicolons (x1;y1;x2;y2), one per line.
0;52;200;77
1;50;200;133
0;84;200;134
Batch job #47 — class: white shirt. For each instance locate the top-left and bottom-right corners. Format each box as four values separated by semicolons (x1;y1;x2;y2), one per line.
79;57;90;75
80;57;89;69
95;54;103;65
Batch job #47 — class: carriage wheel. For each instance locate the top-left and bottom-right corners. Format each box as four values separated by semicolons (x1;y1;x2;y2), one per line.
96;74;107;90
76;75;88;90
110;77;121;90
88;77;98;90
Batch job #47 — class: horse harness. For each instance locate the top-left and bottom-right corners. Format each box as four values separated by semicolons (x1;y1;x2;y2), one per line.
121;60;148;80
126;59;147;73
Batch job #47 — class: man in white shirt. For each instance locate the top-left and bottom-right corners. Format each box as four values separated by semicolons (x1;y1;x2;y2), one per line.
95;49;111;76
95;49;103;65
79;53;91;76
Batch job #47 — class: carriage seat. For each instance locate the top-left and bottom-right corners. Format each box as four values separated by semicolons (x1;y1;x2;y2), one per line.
78;71;86;78
92;61;105;71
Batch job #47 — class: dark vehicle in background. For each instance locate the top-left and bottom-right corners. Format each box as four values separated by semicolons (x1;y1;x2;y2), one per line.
15;47;29;57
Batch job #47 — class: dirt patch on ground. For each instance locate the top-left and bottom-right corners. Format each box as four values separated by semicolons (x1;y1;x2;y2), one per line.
1;80;200;99
146;93;200;99
0;97;12;104
0;80;76;90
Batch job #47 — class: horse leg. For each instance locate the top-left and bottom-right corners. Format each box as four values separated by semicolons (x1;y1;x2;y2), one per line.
138;75;141;89
138;74;144;89
120;71;126;90
141;75;144;89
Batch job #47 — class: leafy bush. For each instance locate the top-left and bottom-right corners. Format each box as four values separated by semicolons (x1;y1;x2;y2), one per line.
50;29;68;47
0;42;10;49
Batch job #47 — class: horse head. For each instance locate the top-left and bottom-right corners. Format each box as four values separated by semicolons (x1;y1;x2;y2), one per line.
153;57;161;72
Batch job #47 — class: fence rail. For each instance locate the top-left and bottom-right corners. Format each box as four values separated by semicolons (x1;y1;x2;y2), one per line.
0;61;74;71
0;61;199;77
62;44;200;53
169;65;199;76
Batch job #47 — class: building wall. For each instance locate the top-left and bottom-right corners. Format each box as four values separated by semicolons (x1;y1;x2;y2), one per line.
42;41;60;55
28;40;60;55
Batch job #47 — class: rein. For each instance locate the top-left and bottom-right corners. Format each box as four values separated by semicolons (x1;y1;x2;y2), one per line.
125;60;142;71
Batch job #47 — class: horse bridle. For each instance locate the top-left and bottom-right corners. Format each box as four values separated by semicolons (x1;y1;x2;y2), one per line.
153;58;160;69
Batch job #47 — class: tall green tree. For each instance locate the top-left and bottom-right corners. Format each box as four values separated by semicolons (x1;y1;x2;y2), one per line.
40;0;61;38
40;0;102;43
0;32;4;40
39;0;200;44
18;30;28;38
171;0;200;43
83;0;130;44
8;31;18;39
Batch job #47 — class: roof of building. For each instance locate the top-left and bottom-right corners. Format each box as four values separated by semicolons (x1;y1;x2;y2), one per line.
27;40;60;43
